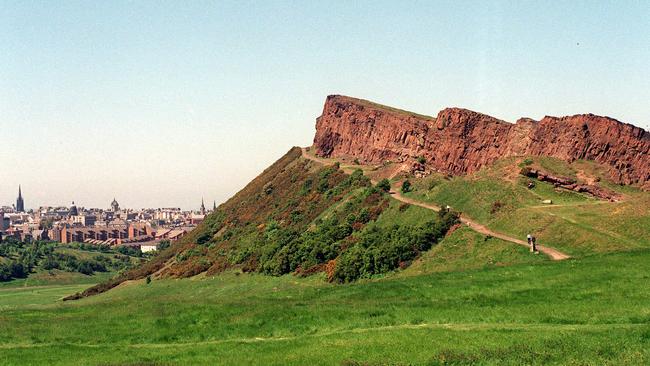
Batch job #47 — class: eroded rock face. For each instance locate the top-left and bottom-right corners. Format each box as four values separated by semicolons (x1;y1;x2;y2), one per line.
313;95;650;188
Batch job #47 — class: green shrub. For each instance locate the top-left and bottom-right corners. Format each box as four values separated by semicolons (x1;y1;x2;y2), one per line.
376;179;391;192
157;240;171;251
401;180;412;193
332;207;459;283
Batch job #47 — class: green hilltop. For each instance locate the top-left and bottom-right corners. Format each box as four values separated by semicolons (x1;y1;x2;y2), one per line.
2;144;649;365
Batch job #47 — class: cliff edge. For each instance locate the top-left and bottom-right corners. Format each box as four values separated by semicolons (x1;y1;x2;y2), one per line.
313;95;650;188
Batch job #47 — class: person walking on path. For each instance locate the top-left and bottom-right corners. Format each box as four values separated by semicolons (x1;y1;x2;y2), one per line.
527;234;533;252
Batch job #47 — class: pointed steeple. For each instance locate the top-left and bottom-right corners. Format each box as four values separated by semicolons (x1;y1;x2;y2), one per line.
200;198;206;215
16;185;25;212
213;200;216;211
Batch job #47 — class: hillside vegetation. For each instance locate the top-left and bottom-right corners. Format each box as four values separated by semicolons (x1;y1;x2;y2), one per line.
2;249;649;365
68;147;461;299
0;238;142;285
4;145;650;364
69;146;650;301
400;156;650;256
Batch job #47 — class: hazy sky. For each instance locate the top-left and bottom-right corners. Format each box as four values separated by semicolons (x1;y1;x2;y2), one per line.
1;1;649;210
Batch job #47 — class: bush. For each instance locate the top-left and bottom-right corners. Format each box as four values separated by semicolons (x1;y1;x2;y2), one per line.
0;261;28;281
157;240;171;251
417;156;426;164
331;208;460;283
401;180;412;193
116;246;143;257
42;256;60;270
376;179;391;192
196;231;212;245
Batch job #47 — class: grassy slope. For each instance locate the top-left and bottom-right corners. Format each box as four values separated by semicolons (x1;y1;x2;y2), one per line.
1;249;649;365
404;156;650;256
402;226;547;275
3;151;649;364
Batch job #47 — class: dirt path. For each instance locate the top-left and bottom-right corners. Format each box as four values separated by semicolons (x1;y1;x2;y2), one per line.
301;147;570;261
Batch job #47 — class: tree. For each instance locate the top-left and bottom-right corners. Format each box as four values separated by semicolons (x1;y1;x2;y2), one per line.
401;180;412;193
376;179;391;192
157;240;171;251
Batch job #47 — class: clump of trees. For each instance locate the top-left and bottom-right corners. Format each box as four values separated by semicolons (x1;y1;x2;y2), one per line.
332;206;459;282
0;237;140;282
0;261;27;281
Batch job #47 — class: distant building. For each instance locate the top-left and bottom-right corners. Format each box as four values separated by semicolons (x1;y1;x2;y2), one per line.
71;214;96;226
111;198;120;212
190;213;205;225
69;202;78;216
16;185;24;212
1;215;9;232
141;243;159;253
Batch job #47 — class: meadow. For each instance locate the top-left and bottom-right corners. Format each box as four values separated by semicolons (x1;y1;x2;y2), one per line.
1;239;649;365
2;154;648;365
403;157;650;257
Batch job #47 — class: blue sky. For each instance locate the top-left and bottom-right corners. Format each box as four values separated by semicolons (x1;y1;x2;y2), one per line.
1;1;648;209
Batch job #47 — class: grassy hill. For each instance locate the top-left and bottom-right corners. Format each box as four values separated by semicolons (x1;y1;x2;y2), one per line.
2;249;649;365
4;146;649;364
65;145;649;297
67;147;461;298
401;156;650;256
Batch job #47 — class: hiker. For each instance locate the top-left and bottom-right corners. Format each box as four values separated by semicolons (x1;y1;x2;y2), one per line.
532;236;538;253
527;234;532;252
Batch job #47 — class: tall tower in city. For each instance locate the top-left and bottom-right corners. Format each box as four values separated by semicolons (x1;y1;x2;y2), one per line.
111;198;120;212
16;185;25;212
200;198;206;215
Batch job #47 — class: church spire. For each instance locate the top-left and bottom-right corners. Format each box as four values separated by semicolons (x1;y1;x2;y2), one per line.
16;185;25;212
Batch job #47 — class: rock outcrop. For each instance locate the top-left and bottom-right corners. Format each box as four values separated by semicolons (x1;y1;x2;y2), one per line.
314;95;650;188
521;168;621;201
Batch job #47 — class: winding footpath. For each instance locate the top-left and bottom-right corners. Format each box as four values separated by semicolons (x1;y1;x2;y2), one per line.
301;147;570;261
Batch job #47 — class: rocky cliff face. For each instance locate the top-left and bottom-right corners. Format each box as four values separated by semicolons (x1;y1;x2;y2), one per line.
313;95;650;188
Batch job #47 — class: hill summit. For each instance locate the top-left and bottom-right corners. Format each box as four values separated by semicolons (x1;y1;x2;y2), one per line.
314;95;650;188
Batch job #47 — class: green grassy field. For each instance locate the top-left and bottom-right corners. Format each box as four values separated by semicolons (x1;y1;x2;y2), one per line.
2;153;648;365
403;157;650;257
1;236;649;365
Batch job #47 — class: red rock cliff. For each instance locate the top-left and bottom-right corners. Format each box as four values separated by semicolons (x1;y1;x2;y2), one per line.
313;95;650;188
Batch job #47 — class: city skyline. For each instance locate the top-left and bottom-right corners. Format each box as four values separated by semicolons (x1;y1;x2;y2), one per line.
2;1;649;208
2;185;214;211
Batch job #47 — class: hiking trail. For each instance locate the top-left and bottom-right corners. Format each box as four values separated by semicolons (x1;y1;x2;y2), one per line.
301;147;570;261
